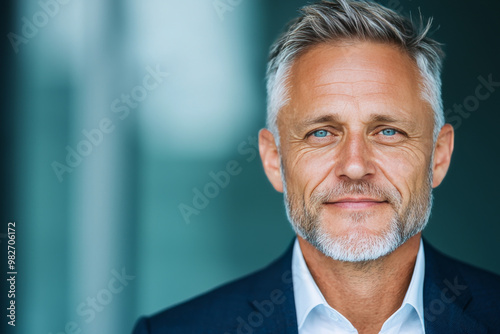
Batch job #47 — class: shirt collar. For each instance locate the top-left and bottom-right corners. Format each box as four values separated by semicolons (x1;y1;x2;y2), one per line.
291;238;425;331
398;238;425;330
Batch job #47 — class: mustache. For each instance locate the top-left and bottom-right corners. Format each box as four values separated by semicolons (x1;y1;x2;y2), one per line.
310;180;402;208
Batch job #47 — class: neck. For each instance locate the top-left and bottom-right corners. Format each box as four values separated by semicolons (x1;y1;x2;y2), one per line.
298;233;421;334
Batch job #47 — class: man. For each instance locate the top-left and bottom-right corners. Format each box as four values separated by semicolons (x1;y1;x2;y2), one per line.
133;1;500;333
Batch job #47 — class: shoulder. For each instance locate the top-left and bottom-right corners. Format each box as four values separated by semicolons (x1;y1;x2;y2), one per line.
132;242;295;334
424;239;500;295
423;239;500;330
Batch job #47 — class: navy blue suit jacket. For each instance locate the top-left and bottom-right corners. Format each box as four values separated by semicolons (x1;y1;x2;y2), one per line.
132;239;500;333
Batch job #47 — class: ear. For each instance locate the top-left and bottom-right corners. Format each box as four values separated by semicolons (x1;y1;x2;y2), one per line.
432;124;454;188
259;129;284;193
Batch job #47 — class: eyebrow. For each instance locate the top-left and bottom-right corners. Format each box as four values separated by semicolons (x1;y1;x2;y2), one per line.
300;114;343;129
367;113;417;131
368;114;400;123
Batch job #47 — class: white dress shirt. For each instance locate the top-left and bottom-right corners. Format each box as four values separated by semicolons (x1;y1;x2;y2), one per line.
292;238;426;334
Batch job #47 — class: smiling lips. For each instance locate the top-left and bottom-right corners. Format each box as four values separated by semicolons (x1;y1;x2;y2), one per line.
326;197;388;209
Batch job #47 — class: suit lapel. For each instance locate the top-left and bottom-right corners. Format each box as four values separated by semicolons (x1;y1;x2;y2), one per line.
244;238;489;333
423;240;487;334
245;240;299;334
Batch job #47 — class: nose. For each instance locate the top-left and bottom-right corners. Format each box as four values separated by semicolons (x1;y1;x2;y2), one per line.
334;132;375;180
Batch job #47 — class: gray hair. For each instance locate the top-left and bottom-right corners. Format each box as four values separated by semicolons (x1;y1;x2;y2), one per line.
266;0;445;144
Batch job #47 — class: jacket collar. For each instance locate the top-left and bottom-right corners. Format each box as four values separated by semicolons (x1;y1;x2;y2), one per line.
247;238;487;334
246;239;298;334
422;239;486;334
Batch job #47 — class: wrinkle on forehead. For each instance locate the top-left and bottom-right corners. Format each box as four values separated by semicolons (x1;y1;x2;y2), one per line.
294;44;418;93
278;41;433;135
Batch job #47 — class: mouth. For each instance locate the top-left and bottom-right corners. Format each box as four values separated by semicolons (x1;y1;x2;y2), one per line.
325;197;388;209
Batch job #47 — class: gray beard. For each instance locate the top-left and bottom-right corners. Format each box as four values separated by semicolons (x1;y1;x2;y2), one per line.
282;163;433;263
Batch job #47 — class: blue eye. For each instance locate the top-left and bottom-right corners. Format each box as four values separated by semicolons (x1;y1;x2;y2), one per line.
381;128;397;136
312;130;329;137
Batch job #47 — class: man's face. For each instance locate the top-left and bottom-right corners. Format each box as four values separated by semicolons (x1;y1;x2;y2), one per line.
271;42;439;262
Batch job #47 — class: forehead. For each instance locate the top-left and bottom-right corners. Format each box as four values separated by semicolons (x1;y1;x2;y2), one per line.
283;41;430;124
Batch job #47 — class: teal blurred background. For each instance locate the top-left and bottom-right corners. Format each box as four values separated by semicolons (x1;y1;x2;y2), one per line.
1;0;499;333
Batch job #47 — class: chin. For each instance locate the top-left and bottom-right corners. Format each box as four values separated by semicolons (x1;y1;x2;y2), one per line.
310;221;403;262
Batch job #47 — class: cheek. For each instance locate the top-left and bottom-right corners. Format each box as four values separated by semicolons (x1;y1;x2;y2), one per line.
286;148;336;196
373;147;430;202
